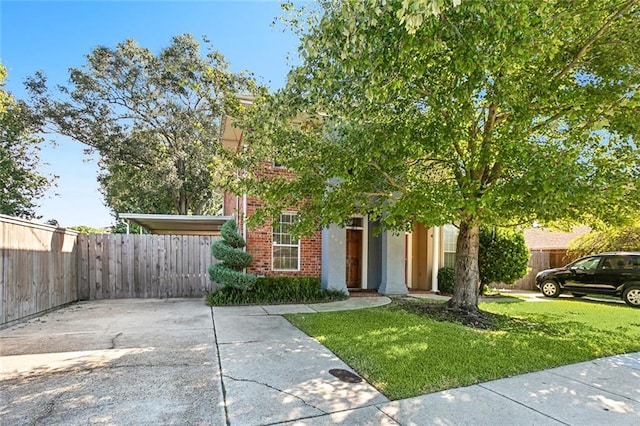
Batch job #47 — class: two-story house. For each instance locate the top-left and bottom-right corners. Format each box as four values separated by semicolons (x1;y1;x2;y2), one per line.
220;99;458;296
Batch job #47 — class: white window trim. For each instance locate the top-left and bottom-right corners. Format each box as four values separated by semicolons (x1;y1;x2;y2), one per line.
443;224;458;269
272;212;301;271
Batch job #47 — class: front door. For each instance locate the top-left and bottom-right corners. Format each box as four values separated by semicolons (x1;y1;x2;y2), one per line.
346;229;362;288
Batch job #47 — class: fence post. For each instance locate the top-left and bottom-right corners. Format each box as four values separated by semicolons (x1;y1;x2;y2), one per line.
77;233;90;300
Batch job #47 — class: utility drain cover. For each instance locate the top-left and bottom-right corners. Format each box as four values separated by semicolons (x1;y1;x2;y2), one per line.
329;369;363;383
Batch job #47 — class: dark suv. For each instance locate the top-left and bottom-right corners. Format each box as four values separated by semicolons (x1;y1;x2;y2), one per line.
536;252;640;307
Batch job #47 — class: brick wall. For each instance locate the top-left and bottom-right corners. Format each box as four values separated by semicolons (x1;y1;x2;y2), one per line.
223;162;323;278
245;196;322;277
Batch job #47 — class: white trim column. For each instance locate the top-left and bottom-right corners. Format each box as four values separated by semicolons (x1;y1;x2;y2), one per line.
432;226;440;292
321;224;348;294
361;217;369;289
406;231;413;288
378;231;408;295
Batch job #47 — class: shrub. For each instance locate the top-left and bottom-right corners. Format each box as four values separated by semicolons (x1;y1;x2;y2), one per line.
206;276;347;306
479;226;529;286
208;219;256;291
437;267;455;294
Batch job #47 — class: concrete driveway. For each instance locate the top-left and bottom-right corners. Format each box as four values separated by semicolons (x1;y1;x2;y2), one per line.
1;299;225;425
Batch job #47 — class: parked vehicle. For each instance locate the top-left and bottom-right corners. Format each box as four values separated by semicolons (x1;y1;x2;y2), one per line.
535;252;640;307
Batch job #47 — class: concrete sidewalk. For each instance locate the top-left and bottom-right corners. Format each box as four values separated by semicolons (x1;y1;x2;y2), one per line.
212;298;392;425
213;298;640;426
2;297;639;425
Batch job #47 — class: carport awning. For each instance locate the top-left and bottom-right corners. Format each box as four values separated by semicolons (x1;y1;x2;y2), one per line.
119;213;232;236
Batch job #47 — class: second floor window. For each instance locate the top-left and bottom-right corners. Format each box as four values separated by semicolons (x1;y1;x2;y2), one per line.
273;213;299;271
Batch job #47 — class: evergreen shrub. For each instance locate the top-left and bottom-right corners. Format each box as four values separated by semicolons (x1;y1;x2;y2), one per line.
208;219;256;291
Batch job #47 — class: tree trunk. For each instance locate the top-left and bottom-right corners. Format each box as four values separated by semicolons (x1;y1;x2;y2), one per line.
178;189;188;215
447;220;480;312
176;158;188;215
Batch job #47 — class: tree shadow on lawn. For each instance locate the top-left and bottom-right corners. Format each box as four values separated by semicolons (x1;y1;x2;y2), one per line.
389;298;523;330
389;297;604;338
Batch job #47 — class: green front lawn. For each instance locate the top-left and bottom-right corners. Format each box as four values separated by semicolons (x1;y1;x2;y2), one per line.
285;298;640;400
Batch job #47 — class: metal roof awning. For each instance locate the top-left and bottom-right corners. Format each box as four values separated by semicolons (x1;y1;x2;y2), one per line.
119;214;232;235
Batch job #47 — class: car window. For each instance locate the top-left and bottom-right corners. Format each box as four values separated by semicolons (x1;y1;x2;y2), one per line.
607;256;626;269
601;255;639;270
620;255;639;269
572;257;602;270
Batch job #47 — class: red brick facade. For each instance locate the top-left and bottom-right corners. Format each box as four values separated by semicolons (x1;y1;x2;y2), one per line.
224;193;322;278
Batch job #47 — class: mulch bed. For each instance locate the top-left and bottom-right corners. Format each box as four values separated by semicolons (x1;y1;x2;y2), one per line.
391;297;505;330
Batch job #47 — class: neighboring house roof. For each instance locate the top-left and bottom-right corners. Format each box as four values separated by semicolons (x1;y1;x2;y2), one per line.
524;225;591;250
119;213;232;235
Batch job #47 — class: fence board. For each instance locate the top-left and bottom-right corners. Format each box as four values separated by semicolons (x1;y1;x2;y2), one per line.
1;215;78;327
109;234;116;298
150;236;158;298
160;236;167;296
77;233;89;300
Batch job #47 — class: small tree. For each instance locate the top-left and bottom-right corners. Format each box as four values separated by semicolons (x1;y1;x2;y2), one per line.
478;227;529;289
209;219;256;291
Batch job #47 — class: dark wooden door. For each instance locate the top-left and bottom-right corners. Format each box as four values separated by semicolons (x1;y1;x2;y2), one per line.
346;229;362;288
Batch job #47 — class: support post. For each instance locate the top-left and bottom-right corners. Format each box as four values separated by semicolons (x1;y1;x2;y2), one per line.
321;224;348;294
432;226;440;292
378;231;408;295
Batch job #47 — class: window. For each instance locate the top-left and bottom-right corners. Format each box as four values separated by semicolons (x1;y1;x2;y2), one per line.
273;213;299;270
604;255;638;270
572;256;602;270
443;224;458;268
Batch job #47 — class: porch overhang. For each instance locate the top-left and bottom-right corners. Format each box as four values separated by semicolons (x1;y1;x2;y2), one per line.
119;213;232;236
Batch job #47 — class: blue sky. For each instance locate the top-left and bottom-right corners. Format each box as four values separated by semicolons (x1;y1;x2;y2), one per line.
1;0;301;227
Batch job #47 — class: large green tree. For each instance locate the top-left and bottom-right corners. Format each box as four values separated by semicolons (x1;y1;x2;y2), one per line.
28;34;254;215
1;63;53;219
238;0;640;312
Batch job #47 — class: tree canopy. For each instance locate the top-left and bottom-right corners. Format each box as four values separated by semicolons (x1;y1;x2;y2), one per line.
1;62;53;219
567;223;640;258
28;34;255;216
238;0;640;311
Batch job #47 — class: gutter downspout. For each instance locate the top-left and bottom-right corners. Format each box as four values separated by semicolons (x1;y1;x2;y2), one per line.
242;194;247;245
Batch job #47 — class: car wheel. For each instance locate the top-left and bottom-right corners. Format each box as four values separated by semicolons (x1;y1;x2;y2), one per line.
541;280;561;298
571;293;586;298
622;286;640;308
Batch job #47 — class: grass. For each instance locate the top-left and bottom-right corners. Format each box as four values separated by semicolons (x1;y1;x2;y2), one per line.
285;298;640;400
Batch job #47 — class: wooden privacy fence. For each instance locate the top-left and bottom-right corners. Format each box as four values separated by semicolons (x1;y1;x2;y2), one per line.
513;251;549;290
2;213;221;327
513;249;575;290
77;234;219;300
1;215;79;326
